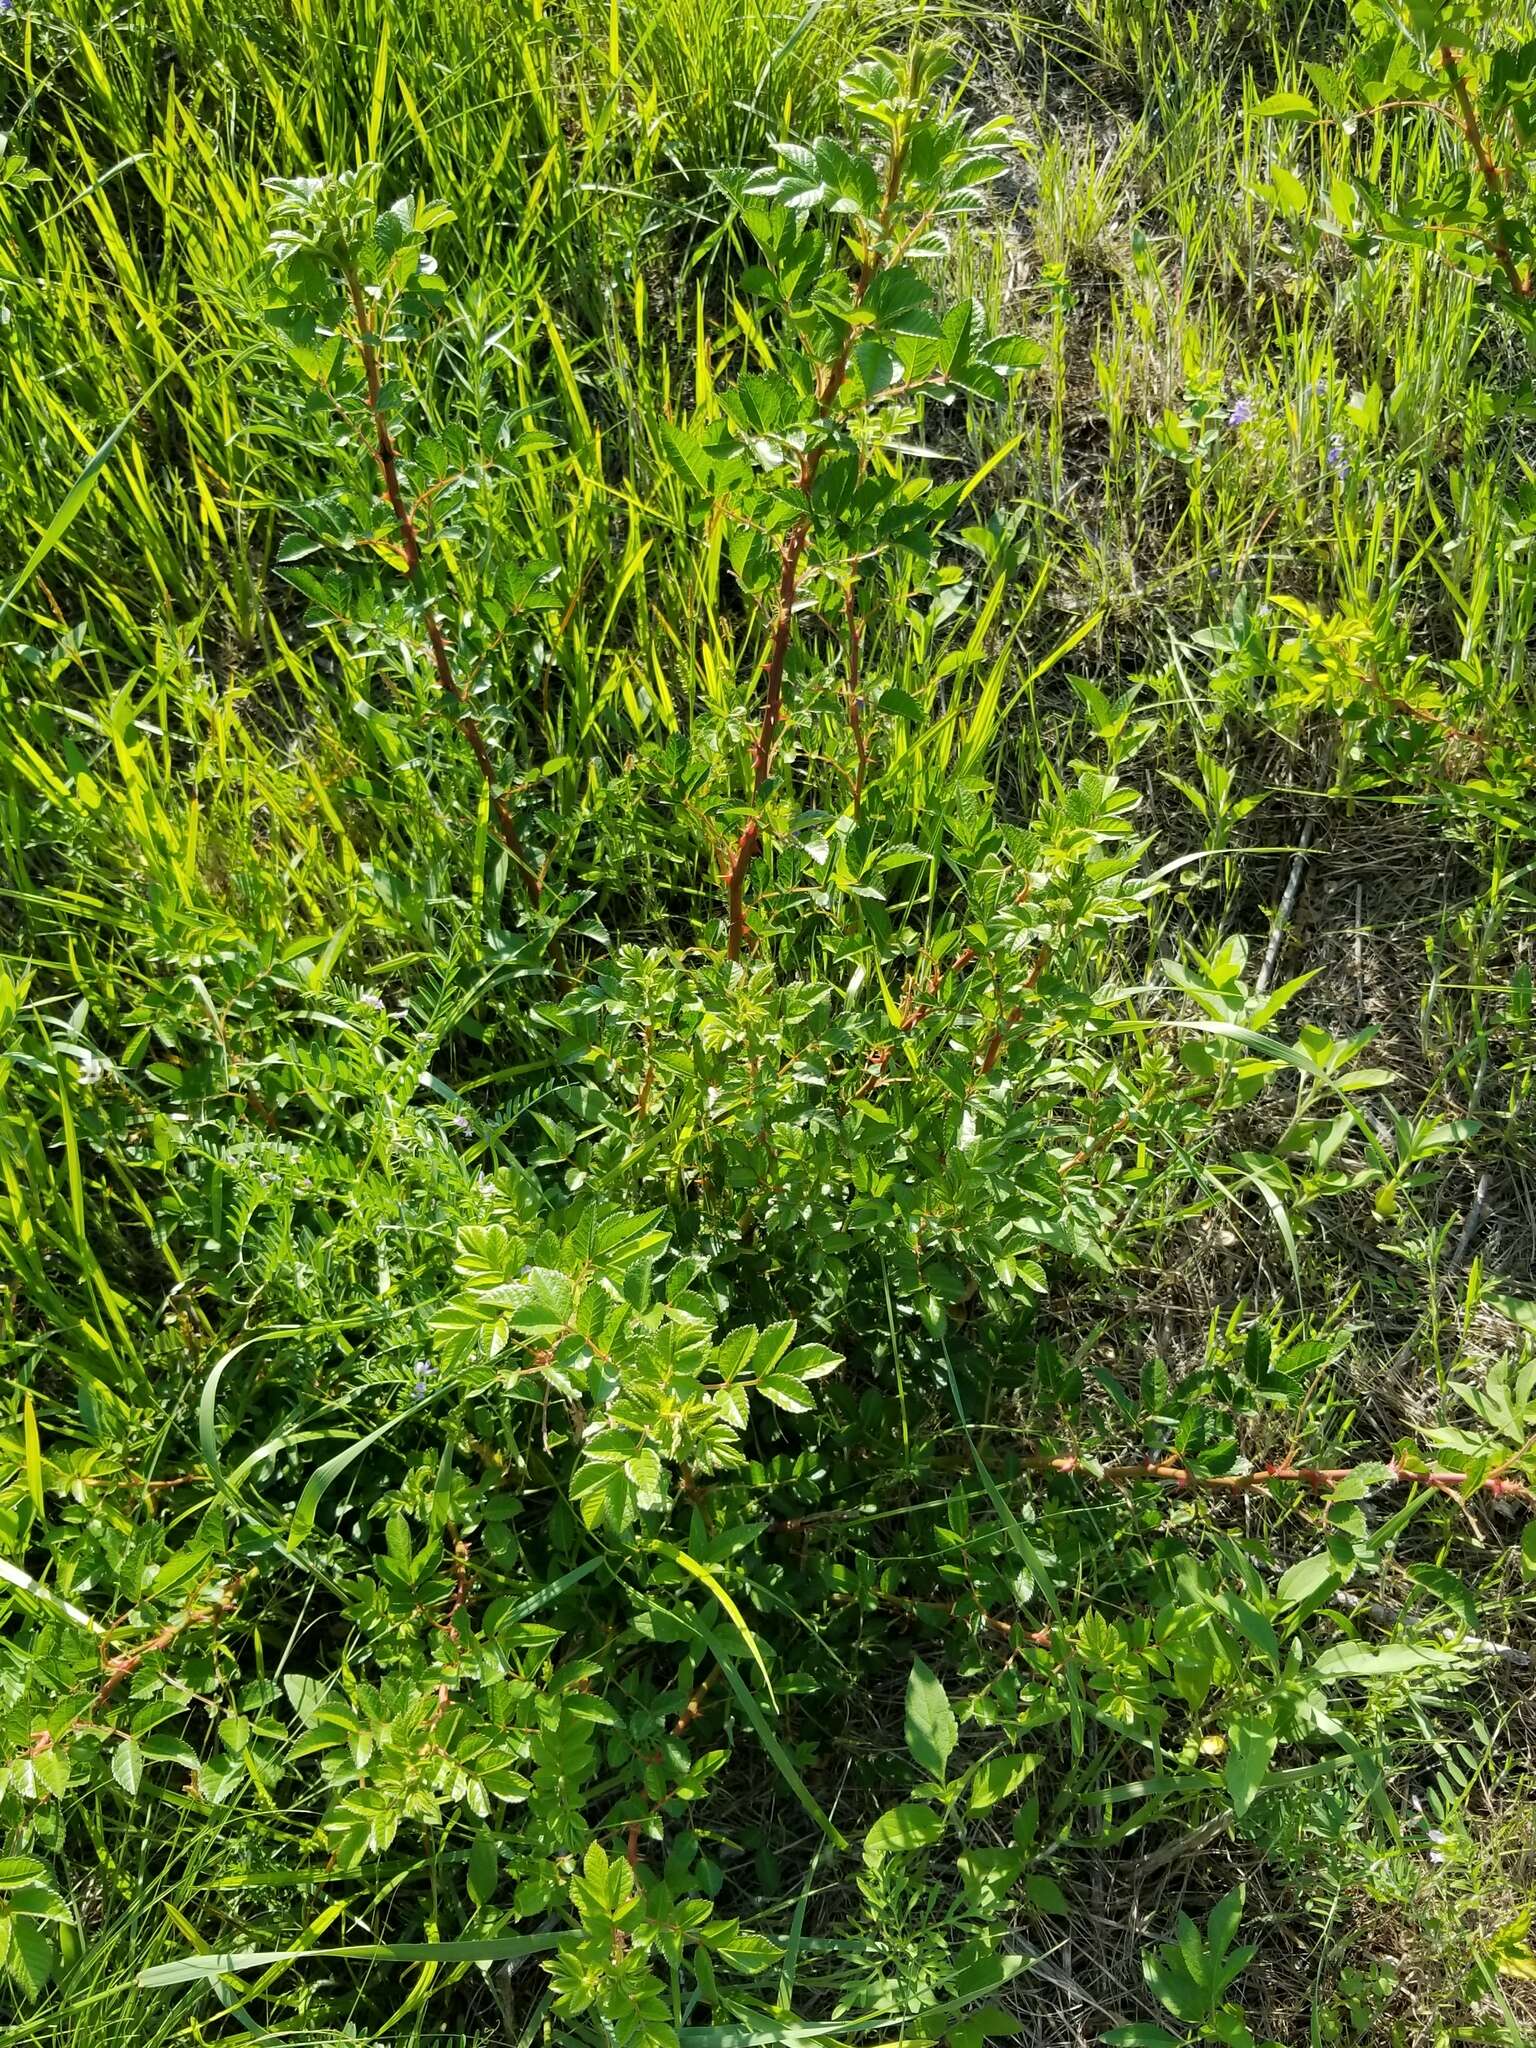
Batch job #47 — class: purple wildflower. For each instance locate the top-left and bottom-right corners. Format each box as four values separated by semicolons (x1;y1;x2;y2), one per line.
1227;397;1256;428
410;1359;437;1398
1326;433;1349;477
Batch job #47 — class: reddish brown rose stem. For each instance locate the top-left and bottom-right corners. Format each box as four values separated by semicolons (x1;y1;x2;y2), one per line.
975;945;1051;1077
342;269;542;906
725;494;813;961
1031;1454;1530;1500
623;1669;720;1870
90;1575;245;1720
771;1456;1530;1532
1438;46;1533;303
723;133;909;959
749;514;812;795
845;579;867;816
723;818;763;964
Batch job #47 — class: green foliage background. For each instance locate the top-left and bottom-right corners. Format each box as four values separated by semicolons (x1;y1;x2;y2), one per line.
1;0;1535;2043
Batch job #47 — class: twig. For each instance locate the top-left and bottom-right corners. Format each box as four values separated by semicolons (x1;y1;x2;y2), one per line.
1353;882;1364;1012
1450;1167;1492;1273
1256;816;1314;995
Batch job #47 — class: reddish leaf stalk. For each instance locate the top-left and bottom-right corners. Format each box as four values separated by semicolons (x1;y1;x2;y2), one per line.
342;271;542;905
437;1535;473;1653
750;518;812;795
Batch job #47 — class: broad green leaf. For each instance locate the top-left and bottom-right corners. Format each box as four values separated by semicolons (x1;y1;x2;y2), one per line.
1211;1588;1280;1669
755;1372;816;1413
966;1752;1039;1814
1313;1642;1447;1682
111;1737;144;1797
904;1658;958;1781
508;1267;575;1337
863;1803;942;1865
467;1831;498;1909
956;1846;1026;1911
704;1924;781;1971
1224;1722;1276;1819
6;1916;55;1999
1255;91;1318;117
1276;1552;1338;1605
945;2004;1022;2048
1208;1885;1244;1962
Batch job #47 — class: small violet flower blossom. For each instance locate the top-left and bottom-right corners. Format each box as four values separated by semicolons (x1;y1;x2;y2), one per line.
1227;396;1256;428
1326;433;1349;477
